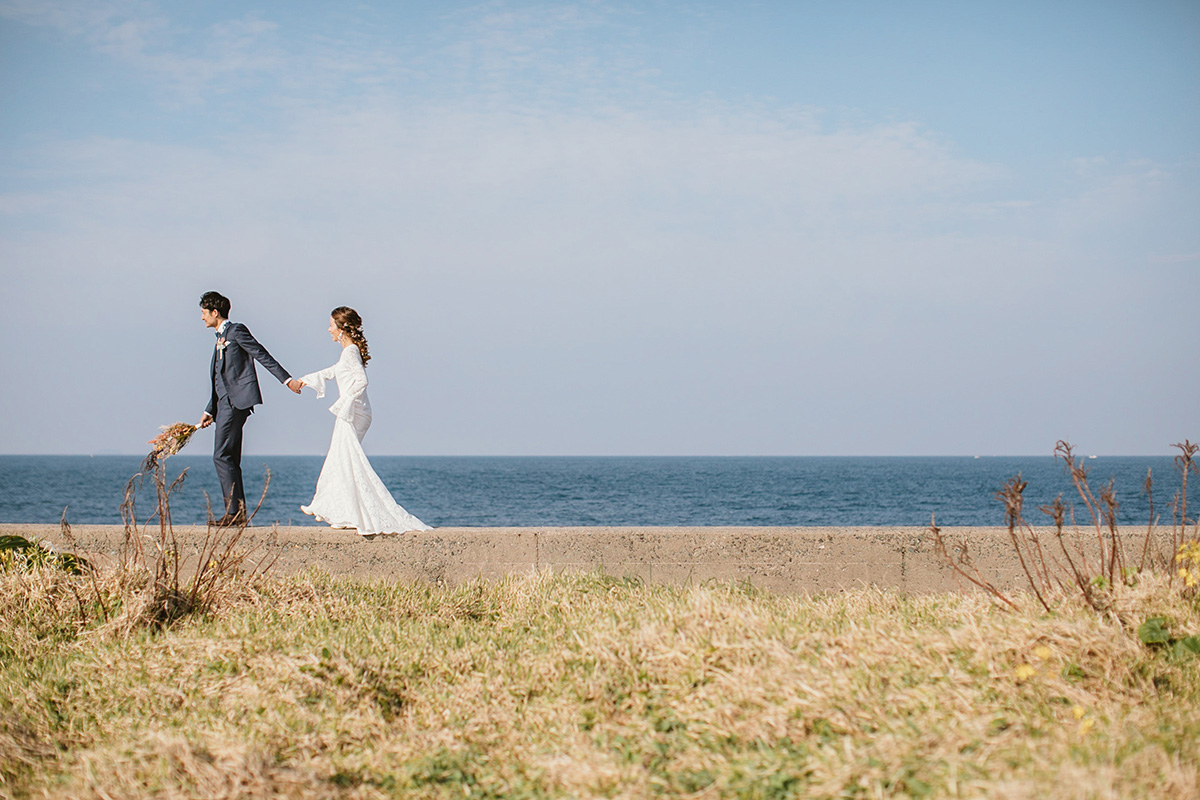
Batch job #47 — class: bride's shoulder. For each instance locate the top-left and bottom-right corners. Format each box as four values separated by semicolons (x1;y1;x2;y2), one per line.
341;345;364;363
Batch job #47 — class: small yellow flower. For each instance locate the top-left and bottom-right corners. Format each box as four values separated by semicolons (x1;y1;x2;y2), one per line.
1034;646;1053;660
1015;664;1036;681
1175;542;1200;588
1072;706;1086;720
1079;718;1095;735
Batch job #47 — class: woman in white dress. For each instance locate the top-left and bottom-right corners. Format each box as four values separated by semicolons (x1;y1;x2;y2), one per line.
297;307;431;535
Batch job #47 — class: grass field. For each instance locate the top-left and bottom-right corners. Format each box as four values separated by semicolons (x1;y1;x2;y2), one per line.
2;564;1199;799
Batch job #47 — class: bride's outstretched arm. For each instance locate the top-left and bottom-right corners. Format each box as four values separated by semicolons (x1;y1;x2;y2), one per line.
297;363;338;398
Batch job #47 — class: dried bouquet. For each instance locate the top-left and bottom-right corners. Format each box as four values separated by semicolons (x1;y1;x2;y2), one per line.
144;422;197;471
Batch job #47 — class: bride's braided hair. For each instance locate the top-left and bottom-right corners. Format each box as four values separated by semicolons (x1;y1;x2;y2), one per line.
331;306;370;366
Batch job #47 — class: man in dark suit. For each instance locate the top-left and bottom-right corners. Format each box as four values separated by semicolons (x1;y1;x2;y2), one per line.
196;291;301;526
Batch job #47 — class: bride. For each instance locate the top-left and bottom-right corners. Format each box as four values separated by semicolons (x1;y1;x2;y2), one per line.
297;307;431;535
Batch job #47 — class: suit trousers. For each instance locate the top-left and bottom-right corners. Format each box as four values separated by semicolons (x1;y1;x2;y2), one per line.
212;395;252;516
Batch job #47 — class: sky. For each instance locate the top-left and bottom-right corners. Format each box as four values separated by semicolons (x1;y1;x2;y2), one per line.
1;0;1197;456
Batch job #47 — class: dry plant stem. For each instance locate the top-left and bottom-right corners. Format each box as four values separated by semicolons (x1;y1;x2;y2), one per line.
1022;515;1056;592
1141;469;1155;572
58;528;88;624
1008;481;1057;593
1101;480;1126;584
1056;441;1111;580
927;515;1018;611
119;477;143;567
61;508;109;623
1171;440;1198;583
938;439;1191;615
118;461;278;627
189;470;277;612
1056;442;1137;592
150;469;188;597
998;475;1052;613
1064;504;1096;577
1040;496;1095;607
1177;440;1195;530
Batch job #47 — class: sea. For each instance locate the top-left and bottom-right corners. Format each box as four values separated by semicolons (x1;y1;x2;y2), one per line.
0;455;1184;529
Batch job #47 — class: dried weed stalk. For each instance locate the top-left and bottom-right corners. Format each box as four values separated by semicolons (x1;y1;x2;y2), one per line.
931;439;1200;613
1169;439;1198;580
928;515;1018;611
119;462;279;628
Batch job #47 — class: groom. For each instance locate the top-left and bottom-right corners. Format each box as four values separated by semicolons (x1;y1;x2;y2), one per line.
196;291;302;526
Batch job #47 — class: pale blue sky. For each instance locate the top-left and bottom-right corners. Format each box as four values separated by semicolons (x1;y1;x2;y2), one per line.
1;1;1197;455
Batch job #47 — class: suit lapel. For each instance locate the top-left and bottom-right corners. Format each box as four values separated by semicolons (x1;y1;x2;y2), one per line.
215;322;233;370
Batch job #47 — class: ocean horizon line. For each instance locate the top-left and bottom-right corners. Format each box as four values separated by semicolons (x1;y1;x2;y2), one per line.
0;452;1160;460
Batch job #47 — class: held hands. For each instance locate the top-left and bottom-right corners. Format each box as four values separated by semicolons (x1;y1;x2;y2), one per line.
197;412;214;429
287;378;304;394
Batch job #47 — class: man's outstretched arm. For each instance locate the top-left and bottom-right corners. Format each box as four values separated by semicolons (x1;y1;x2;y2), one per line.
225;323;299;392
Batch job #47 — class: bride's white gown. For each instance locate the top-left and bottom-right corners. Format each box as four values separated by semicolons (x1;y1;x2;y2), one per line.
299;345;431;535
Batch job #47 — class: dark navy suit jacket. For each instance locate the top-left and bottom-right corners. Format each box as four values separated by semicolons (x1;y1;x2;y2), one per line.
206;322;290;415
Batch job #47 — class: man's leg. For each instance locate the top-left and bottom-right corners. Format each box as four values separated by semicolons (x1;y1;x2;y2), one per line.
212;397;251;518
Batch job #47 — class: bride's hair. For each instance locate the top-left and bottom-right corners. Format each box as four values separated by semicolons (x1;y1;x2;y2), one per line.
331;306;370;366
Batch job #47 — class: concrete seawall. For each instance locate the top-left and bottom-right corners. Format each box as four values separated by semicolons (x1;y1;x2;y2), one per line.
5;524;1177;594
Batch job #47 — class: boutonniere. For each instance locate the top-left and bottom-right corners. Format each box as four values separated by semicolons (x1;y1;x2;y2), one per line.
216;337;228;358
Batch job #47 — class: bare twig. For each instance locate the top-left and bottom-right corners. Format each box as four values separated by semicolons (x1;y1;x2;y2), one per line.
1056;441;1109;579
1039;495;1093;606
927;515;1018;611
933;439;1193;615
1141;468;1155;572
1170;440;1199;584
1098;478;1124;584
995;475;1051;612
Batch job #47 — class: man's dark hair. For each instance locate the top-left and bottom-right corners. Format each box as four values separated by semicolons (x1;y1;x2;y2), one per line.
199;291;231;318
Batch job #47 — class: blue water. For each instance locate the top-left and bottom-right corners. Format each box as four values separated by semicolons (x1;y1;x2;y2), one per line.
0;455;1183;528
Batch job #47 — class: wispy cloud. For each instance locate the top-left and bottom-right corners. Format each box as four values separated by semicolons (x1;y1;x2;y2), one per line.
1;102;1005;243
436;2;660;102
1;0;283;102
1;0;666;110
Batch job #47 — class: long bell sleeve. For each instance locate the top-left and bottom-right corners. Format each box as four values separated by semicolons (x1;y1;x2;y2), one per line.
300;346;370;429
299;363;338;399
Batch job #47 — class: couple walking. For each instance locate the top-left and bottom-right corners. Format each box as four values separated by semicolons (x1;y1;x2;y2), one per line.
196;291;430;536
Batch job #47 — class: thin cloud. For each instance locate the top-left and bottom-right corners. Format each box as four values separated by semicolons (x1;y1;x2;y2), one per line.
2;0;283;102
2;101;1006;248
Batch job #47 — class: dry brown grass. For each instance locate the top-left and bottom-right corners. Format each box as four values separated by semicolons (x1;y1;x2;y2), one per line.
2;566;1198;799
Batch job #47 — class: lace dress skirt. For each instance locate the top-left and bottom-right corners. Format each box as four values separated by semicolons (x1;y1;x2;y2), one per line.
301;415;430;535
